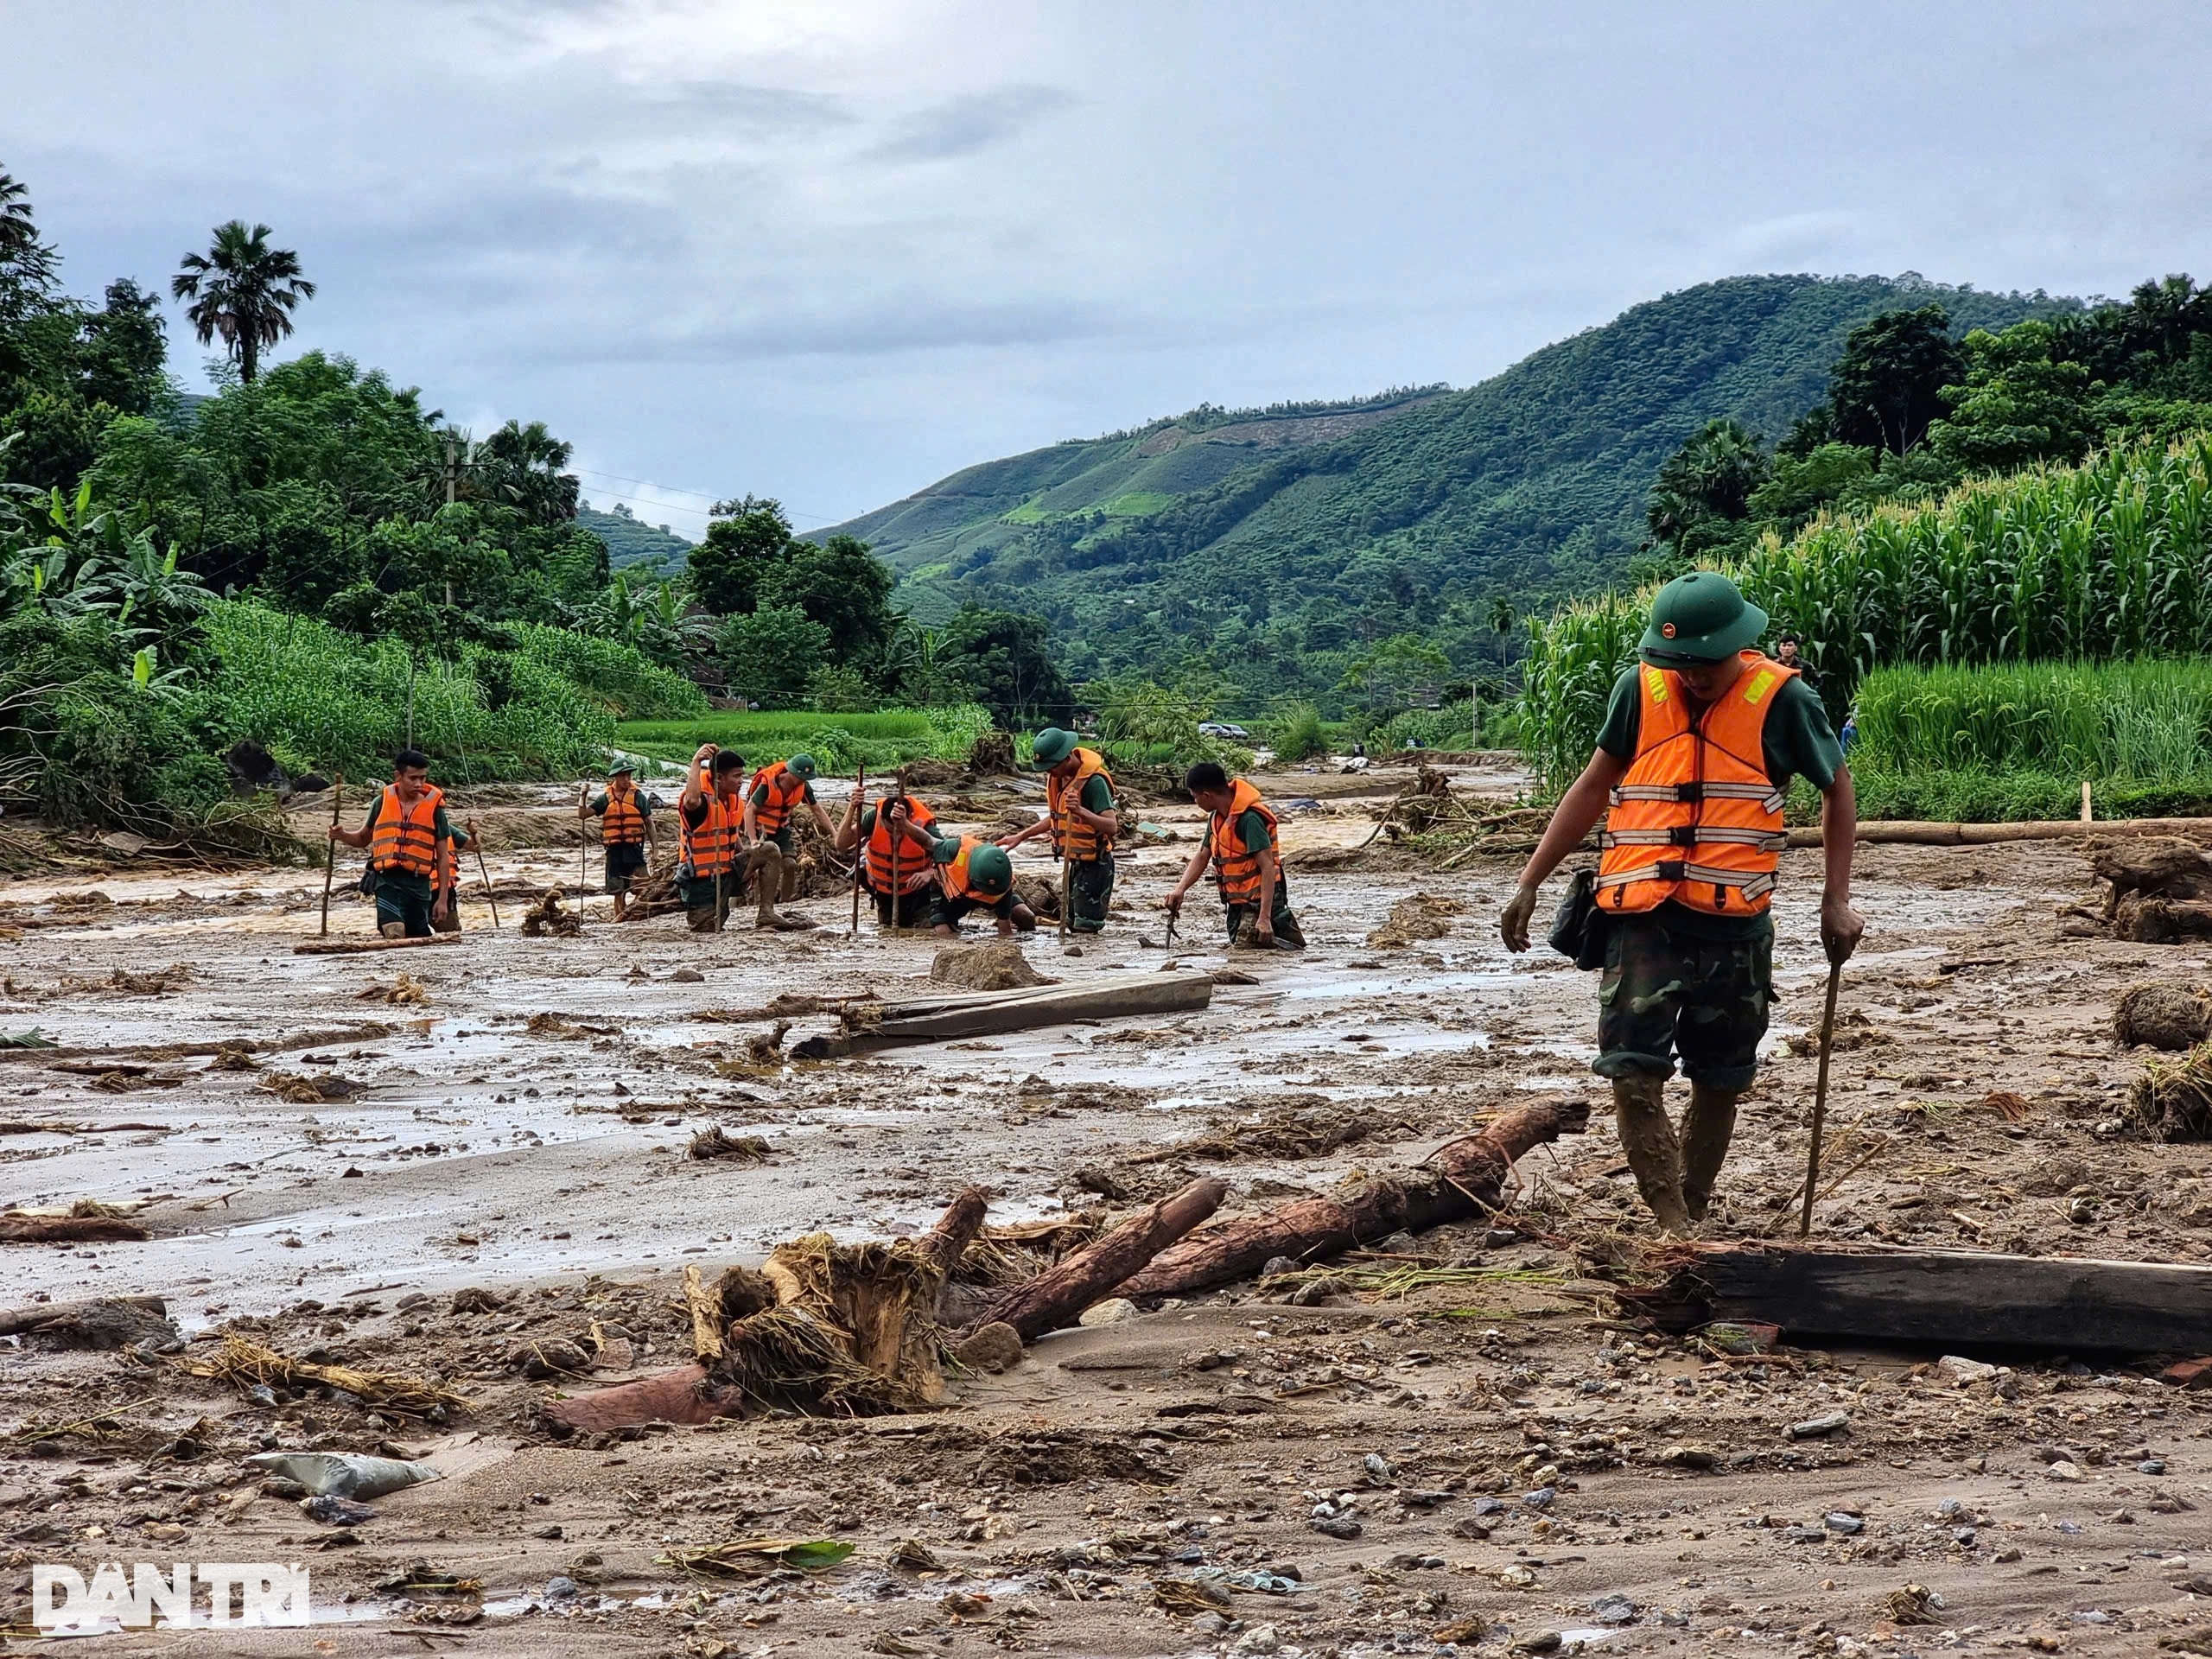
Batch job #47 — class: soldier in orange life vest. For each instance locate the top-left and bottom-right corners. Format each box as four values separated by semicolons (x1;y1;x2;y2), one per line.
1165;762;1306;950
676;744;747;932
882;803;1037;938
742;753;835;931
327;748;455;939
581;762;657;923
1500;573;1863;1236
999;728;1119;933
834;785;938;931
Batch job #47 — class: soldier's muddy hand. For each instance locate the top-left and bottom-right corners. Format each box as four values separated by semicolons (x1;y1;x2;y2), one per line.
1820;893;1864;964
1500;880;1540;953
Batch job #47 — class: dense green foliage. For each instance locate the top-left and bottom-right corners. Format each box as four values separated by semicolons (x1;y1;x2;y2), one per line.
578;503;695;571
614;703;994;775
1848;659;2212;822
817;276;2057;709
1521;432;2212;798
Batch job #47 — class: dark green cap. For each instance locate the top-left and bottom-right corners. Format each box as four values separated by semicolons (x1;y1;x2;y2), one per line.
1638;571;1767;664
1030;728;1076;766
786;753;818;780
966;842;1014;897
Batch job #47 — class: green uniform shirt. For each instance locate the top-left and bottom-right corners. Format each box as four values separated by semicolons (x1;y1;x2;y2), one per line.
1232;807;1274;855
359;794;455;901
1077;773;1114;815
751;779;816;810
1593;665;1843;941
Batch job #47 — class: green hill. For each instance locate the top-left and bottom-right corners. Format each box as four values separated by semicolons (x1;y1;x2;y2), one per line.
812;274;2066;693
579;503;695;571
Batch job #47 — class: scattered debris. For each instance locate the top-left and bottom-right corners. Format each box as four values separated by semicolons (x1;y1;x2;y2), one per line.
657;1538;855;1579
1365;892;1462;949
2090;836;2212;941
795;971;1214;1058
0;1210;150;1243
929;939;1056;992
689;1127;772;1162
1884;1583;1945;1626
246;1451;442;1499
359;972;431;1007
258;1070;365;1103
175;1335;473;1417
293;933;463;957
5;1294;176;1350
521;888;583;938
2130;1042;2212;1141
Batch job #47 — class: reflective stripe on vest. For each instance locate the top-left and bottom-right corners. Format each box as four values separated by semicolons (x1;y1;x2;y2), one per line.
1594;652;1795;918
1208;779;1281;907
680;794;739;879
370;784;444;877
865;797;938;894
748;761;808;836
601;786;646;845
1048;747;1116;861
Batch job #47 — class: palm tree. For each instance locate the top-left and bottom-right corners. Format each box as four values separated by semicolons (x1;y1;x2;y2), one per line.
473;419;580;526
0;169;54;286
171;221;315;383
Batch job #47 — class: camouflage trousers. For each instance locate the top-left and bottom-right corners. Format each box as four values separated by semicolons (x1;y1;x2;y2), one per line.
1592;911;1773;1094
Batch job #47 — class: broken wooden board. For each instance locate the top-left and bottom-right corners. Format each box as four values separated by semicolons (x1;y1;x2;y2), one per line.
1619;1243;2212;1353
293;934;466;957
791;971;1213;1058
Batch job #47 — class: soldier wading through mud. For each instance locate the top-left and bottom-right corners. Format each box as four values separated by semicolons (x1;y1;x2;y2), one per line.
1500;572;1866;1235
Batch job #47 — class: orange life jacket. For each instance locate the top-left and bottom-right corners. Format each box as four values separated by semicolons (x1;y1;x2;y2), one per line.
1208;779;1282;907
680;791;741;879
600;784;646;846
748;761;809;836
939;836;995;903
1047;747;1116;861
370;784;445;877
865;796;938;894
1594;652;1794;918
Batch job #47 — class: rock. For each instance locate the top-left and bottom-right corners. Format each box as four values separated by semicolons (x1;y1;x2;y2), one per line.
1523;1486;1556;1509
1660;1444;1719;1470
508;1338;592;1378
2048;1459;2085;1481
669;968;704;983
1590;1593;1638;1625
2115;982;2212;1050
1233;1625;1281;1655
952;1322;1025;1374
1934;1355;1999;1386
1787;1411;1850;1440
1363;1452;1396;1483
19;1298;180;1352
930;940;1052;991
301;1494;378;1526
245;1452;440;1499
1260;1255;1301;1279
544;1575;579;1599
1077;1297;1139;1327
1825;1511;1865;1534
1309;1514;1362;1539
2139;1459;2168;1475
450;1287;503;1313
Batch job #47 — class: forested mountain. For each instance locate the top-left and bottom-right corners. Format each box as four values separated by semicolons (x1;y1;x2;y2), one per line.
578;503;694;570
813;275;2065;695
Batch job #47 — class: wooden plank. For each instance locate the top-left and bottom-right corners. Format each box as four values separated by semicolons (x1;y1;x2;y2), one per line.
293;934;466;957
795;973;1213;1058
1786;817;2212;849
1630;1244;2212;1353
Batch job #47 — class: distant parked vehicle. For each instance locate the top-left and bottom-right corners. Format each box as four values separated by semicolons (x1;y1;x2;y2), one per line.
1198;721;1252;741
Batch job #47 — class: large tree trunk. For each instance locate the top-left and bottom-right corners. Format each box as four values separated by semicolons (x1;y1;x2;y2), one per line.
966;1177;1228;1341
1618;1242;2212;1353
1116;1099;1589;1300
792;972;1214;1058
1787;818;2212;849
920;1186;990;1278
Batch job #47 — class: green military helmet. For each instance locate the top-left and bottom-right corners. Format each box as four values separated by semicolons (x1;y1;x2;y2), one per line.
965;842;1014;898
785;753;818;780
1638;571;1769;665
1029;727;1076;766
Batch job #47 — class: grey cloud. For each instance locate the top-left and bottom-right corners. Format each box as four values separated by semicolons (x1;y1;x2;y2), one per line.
538;296;1131;365
865;85;1077;162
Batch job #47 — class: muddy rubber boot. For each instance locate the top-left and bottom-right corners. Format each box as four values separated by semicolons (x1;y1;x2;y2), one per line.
1611;1073;1693;1236
1679;1083;1741;1223
752;844;786;929
379;920;407;941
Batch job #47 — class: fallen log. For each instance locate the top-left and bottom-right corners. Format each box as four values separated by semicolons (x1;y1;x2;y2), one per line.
0;1293;166;1338
541;1363;745;1433
293;933;467;957
1617;1242;2212;1352
683;1264;725;1362
967;1177;1227;1340
1786;817;2212;849
791;971;1214;1058
920;1186;990;1278
0;1213;150;1243
1116;1099;1590;1300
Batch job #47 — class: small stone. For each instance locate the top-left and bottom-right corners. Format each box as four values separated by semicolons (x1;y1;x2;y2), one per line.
2139;1459;2168;1475
1363;1452;1396;1483
1077;1298;1138;1327
1260;1255;1300;1280
1310;1514;1362;1539
1954;1527;1978;1546
1934;1355;1999;1386
1590;1593;1637;1625
2048;1459;2085;1482
952;1321;1025;1374
1788;1411;1850;1440
1523;1486;1556;1510
544;1575;579;1599
450;1286;503;1314
669;968;704;983
1232;1625;1281;1655
1825;1512;1864;1535
1484;1227;1522;1248
1661;1444;1718;1470
1995;1546;2023;1562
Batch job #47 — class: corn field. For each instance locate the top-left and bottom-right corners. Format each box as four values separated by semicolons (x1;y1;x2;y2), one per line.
1522;432;2212;790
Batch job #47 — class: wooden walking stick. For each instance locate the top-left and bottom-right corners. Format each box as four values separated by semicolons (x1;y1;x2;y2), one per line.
1796;945;1847;1238
474;840;500;929
887;805;902;939
849;764;866;938
318;774;345;938
576;781;589;899
1059;857;1072;943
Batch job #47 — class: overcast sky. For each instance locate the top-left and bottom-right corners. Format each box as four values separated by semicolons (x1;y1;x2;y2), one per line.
10;0;2210;536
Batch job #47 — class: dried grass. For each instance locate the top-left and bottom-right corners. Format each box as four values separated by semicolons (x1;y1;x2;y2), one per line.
2129;1042;2212;1141
175;1335;471;1417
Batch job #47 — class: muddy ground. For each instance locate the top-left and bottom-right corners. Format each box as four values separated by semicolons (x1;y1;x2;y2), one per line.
3;766;2212;1657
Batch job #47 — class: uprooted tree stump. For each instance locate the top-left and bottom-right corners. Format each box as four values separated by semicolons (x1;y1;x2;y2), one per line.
2114;982;2212;1051
1115;1098;1590;1300
2091;836;2212;942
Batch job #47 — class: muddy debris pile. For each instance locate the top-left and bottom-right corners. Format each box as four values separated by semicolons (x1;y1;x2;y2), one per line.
2116;982;2212;1050
929;940;1054;991
519;888;583;937
1365;891;1462;949
2079;835;2212;941
2129;1042;2212;1141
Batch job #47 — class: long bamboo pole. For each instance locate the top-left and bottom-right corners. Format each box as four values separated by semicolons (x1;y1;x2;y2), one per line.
318;775;345;938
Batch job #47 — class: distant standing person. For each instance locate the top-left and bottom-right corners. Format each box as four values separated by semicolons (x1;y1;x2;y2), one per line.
835;783;939;931
1499;572;1863;1236
1000;727;1119;934
1165;761;1306;950
744;753;835;930
328;748;454;939
677;744;747;932
582;762;656;923
884;802;1038;938
1774;632;1819;691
